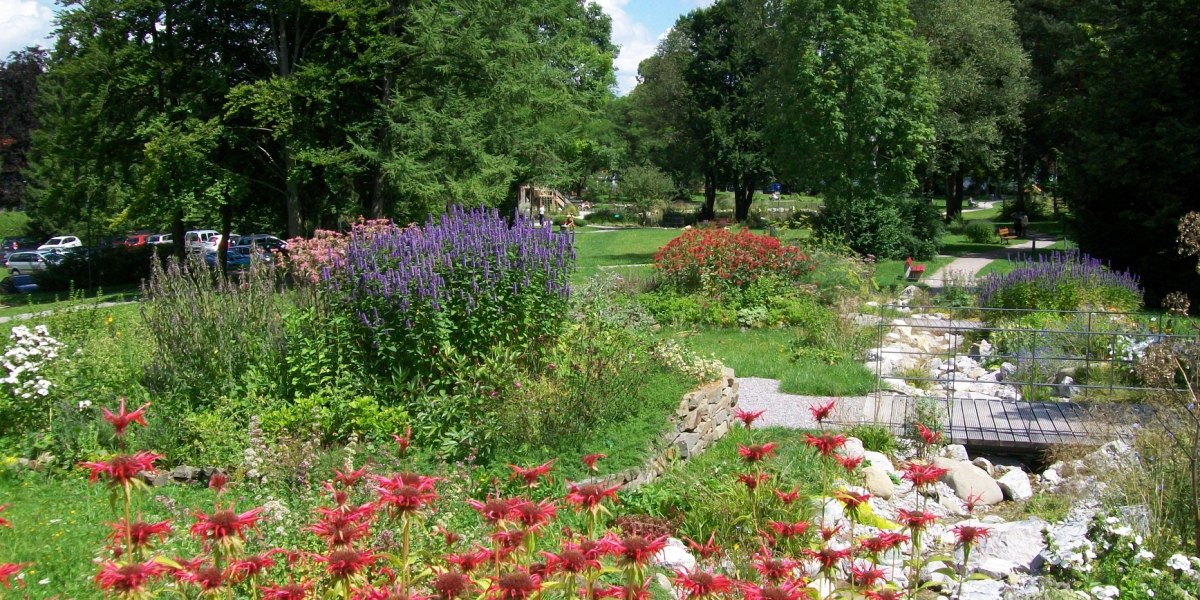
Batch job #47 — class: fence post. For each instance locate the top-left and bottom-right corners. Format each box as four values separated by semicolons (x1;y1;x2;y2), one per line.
1085;310;1092;401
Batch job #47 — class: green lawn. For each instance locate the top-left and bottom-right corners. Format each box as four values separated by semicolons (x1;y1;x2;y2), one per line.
0;284;141;319
974;241;1074;277
872;256;954;289
665;327;876;396
571;226;681;283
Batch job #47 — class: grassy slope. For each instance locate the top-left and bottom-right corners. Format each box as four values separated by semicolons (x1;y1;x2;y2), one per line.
571;227;680;284
666;328;875;396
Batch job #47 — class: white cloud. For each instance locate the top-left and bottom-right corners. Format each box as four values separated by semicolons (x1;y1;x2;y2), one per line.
0;0;54;58
594;0;661;95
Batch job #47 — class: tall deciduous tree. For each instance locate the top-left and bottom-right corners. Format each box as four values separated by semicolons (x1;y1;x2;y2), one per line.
0;48;46;211
766;0;936;257
910;0;1032;219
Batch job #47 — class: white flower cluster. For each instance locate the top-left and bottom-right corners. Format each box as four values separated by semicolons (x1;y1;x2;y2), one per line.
1043;533;1097;573
651;340;725;382
2;325;63;400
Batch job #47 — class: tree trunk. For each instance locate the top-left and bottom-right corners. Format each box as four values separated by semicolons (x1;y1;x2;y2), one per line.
284;149;301;237
734;175;755;221
219;205;232;277
700;171;717;221
172;210;186;261
945;170;964;220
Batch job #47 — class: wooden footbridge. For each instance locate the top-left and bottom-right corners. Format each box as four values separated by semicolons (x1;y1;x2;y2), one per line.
853;394;1143;453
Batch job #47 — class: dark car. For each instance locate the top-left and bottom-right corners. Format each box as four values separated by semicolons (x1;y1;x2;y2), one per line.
203;249;252;270
234;234;288;253
0;274;38;294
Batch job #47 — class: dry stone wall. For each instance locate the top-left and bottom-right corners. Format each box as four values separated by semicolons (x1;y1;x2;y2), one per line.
592;368;739;491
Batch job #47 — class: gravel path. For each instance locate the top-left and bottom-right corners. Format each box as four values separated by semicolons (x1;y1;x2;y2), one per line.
736;377;870;430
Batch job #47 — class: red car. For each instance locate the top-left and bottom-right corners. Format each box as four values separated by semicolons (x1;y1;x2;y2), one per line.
125;234;149;247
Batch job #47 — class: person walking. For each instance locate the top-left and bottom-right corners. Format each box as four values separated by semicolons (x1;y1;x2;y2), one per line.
538;202;545;227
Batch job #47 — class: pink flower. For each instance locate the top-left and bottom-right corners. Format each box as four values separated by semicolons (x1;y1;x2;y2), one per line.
565;482;621;512
736;472;769;491
915;423;942;447
804;433;847;457
94;560;162;593
190;504;264;542
80;451;162;485
581;453;607;471
508;460;555;487
901;461;948;488
773;488;801;505
488;569;541;600
598;533;668;567
952;524;990;546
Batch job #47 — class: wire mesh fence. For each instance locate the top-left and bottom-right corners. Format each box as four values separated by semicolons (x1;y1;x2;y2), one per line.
867;304;1194;448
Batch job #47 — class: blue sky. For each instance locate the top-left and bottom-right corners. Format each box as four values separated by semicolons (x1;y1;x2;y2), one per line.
2;0;702;95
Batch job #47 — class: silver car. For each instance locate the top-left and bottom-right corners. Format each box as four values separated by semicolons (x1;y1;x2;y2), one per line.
4;251;62;274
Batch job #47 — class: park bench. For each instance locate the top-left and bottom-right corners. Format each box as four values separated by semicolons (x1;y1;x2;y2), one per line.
713;217;733;228
903;257;926;281
997;227;1018;244
662;213;685;228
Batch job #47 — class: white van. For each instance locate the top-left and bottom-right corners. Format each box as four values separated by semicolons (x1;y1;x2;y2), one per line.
184;230;219;256
37;236;82;251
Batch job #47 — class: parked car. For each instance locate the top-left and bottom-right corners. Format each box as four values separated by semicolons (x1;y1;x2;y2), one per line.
184;230;219;256
205;233;241;254
234;234;288;253
4;251;62;274
125;233;150;246
37;236;82;251
1;238;37;260
202;249;252;270
0;274;38;294
147;233;173;245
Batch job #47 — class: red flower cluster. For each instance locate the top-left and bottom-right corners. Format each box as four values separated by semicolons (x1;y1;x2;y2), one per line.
653;228;816;295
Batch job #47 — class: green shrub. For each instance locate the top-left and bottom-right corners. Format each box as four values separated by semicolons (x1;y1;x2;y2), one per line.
847;424;897;454
35;246;158;291
140;258;287;406
816;195;942;260
964;220;999;244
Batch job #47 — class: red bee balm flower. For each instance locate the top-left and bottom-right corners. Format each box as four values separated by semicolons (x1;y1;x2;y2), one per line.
176;563;229;592
313;548;379;578
542;543;602;575
768;520;810;538
915;423;942;447
376;476;438;516
835;454;864;472
509;499;558;529
581;453;607;472
859;532;910;555
467;496;515;524
392;425;413;456
94;560;163;593
805;547;851;573
102;398;150;436
734;408;766;429
598;533;668;567
735;472;769;491
739;582;806;600
738;443;778;463
445;548;493;573
107;518;172;549
0;504;9;528
901;462;948;488
0;563;28;589
809;399;836;423
508;460;555;487
895;509;939;531
674;569;733;599
432;570;472;600
684;533;722;561
952;524;990;545
208;471;229;495
752;549;798;582
836;490;872;511
850;564;886;588
773;488;801;505
333;464;369;488
80;451;162;485
489;569;542;600
231;553;277;581
261;580;314;600
190;504;264;542
565;482;621;511
804;433;847;457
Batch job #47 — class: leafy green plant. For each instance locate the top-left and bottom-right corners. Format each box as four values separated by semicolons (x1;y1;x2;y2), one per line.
963;220;999;244
847;424;898;454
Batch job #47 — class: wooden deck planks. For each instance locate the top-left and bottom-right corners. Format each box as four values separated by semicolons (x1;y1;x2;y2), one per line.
862;394;1118;449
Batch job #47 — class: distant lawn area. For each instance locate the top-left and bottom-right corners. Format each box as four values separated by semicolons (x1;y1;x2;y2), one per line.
571;226;681;283
974;241;1076;278
0;284;141;319
665;327;876;396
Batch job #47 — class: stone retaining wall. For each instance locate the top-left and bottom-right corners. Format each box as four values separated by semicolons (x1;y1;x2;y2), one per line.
593;368;739;490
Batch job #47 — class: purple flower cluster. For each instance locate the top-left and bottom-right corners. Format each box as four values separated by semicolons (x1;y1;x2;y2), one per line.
977;249;1143;311
325;206;573;329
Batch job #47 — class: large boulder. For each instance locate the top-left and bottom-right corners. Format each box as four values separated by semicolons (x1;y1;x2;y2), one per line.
996;469;1034;501
837;437;866;461
863;465;895;500
653;538;696;572
967;518;1049;573
933;457;1004;506
863;450;897;474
